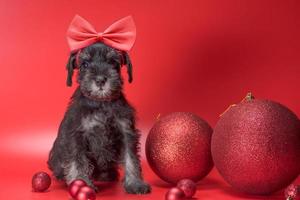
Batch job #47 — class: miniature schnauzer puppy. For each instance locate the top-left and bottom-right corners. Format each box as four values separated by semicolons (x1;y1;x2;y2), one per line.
47;42;151;194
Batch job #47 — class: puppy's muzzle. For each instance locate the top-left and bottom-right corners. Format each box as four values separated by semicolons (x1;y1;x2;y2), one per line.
95;76;107;87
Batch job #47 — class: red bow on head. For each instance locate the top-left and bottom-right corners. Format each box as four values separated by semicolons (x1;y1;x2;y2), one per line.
67;15;136;52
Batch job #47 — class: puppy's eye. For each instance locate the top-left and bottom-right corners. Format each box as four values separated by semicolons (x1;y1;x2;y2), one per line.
81;61;89;68
109;58;121;67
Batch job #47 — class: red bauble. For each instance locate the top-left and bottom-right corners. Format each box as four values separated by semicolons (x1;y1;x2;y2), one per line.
177;179;197;198
165;187;185;200
69;179;87;198
285;184;300;200
31;171;51;192
76;186;96;200
146;112;213;184
212;96;300;195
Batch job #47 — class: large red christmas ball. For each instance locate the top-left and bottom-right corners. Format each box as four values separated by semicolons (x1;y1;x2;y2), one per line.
146;112;213;184
212;96;300;195
31;171;51;192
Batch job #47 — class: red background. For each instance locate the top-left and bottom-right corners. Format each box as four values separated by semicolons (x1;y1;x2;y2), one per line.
0;0;299;199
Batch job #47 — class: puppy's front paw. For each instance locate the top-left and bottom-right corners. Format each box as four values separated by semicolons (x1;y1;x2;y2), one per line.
124;180;151;194
78;178;99;192
88;183;99;192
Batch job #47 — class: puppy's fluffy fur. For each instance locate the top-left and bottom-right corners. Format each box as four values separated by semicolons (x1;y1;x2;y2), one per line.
47;42;151;194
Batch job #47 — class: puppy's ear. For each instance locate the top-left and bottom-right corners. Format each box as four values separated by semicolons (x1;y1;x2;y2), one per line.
122;52;133;83
66;53;76;87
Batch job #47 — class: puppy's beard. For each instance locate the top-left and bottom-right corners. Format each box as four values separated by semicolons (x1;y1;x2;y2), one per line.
81;80;120;101
90;81;110;97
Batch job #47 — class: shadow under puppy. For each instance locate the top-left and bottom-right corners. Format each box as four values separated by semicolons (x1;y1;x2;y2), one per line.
47;41;151;193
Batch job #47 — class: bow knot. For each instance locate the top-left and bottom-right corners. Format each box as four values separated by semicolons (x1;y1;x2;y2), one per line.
67;15;136;52
96;32;103;40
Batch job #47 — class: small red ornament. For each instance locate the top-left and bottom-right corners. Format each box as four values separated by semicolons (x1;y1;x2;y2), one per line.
31;171;51;192
165;187;185;200
76;186;96;200
285;184;300;200
146;112;213;184
69;179;87;198
212;93;300;195
177;179;197;198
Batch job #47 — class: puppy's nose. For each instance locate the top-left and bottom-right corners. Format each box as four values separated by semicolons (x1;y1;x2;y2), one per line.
96;76;107;86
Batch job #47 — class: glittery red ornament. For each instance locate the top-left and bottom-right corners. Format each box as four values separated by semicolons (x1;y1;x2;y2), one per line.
146;112;213;184
69;179;87;198
76;186;96;200
165;187;185;200
31;171;51;192
212;94;300;195
285;184;300;200
177;179;197;198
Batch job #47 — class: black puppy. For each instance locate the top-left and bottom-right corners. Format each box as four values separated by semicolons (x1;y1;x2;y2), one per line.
47;42;151;194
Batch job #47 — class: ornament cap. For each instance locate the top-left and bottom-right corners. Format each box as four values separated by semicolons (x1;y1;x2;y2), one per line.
245;92;255;101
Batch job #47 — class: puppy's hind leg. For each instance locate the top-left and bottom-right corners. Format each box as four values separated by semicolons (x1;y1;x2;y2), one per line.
48;140;65;180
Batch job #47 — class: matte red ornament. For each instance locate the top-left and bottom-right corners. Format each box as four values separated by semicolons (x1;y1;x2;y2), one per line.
285;184;300;200
31;171;51;192
165;187;185;200
146;112;213;184
177;179;197;198
212;93;300;195
69;179;87;198
76;186;96;200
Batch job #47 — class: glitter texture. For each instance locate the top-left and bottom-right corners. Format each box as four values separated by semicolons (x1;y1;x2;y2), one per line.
284;184;300;200
146;112;213;184
177;179;197;198
32;172;51;192
212;99;300;195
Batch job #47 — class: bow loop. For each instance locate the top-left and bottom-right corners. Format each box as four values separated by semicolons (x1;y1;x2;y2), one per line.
67;15;136;52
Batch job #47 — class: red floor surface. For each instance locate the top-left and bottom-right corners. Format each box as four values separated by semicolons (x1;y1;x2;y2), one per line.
0;128;298;200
